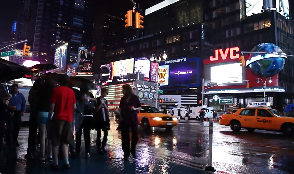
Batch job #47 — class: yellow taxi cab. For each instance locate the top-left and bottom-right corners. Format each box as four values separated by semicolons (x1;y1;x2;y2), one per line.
138;105;178;130
219;106;294;135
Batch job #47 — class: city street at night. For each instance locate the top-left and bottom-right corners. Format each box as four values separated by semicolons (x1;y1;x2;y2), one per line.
0;120;293;174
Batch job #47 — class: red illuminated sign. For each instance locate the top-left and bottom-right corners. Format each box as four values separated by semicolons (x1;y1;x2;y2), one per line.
210;47;240;61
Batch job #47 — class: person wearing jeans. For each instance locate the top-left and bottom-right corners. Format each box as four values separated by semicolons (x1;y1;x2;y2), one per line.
8;84;26;147
94;88;109;154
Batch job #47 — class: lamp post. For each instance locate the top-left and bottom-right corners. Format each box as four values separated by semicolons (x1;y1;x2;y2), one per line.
150;51;167;109
257;77;272;102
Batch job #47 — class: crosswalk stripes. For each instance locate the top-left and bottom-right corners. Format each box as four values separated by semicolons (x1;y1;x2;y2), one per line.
18;127;29;138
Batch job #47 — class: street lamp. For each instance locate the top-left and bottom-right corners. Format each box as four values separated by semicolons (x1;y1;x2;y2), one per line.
257;77;272;102
150;51;168;109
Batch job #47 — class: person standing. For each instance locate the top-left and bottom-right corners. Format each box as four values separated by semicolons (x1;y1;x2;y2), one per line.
8;84;26;147
48;75;76;170
76;90;94;158
94;88;110;154
25;78;42;159
0;94;12;150
119;84;141;160
37;77;54;163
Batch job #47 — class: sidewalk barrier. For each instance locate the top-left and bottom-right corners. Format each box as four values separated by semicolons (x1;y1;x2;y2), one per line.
205;118;216;172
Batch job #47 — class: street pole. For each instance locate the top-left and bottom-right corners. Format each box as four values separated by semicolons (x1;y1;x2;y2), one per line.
155;62;159;109
205;118;215;172
263;81;266;102
202;78;204;107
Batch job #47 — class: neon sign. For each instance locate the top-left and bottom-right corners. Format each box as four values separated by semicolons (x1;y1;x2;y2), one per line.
210;47;240;61
174;71;192;76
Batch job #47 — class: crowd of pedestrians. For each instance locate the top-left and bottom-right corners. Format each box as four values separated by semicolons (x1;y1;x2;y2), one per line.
0;73;142;170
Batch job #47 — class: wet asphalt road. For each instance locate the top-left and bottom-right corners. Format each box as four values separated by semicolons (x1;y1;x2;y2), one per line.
0;119;294;174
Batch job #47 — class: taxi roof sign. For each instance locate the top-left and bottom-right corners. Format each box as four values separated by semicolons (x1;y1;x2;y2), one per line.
247;102;271;108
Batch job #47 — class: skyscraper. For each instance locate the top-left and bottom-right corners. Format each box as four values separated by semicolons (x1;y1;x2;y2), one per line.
32;0;94;67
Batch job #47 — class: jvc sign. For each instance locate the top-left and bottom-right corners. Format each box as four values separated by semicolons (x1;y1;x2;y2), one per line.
209;47;240;61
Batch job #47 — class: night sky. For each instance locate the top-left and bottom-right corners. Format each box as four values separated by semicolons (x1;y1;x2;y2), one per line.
0;0;293;45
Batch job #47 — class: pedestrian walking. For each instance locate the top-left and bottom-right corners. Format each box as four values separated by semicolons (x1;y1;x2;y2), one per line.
119;84;141;160
48;75;76;170
0;94;12;150
8;84;26;147
37;76;54;163
75;90;93;158
25;78;41;159
94;88;110;154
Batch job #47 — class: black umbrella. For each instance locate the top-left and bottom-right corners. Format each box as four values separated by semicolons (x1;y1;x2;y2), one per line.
31;64;57;73
0;59;31;83
69;76;96;90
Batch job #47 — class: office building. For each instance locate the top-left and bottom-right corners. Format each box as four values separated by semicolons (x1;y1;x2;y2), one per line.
32;0;94;68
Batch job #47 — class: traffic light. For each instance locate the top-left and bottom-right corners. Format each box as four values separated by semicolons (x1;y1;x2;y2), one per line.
239;56;245;66
246;81;249;88
23;44;30;56
135;12;144;29
125;10;133;28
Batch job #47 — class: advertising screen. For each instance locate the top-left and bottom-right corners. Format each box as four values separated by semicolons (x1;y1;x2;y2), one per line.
134;58;150;78
210;63;243;84
54;43;68;71
150;62;158;82
245;0;289;17
169;61;198;85
111;58;134;79
78;46;94;72
158;65;169;86
101;64;112;82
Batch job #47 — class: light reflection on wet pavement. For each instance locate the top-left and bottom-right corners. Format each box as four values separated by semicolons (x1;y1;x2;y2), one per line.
0;120;294;174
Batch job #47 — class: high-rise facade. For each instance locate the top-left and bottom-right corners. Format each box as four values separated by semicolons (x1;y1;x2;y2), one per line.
32;0;94;66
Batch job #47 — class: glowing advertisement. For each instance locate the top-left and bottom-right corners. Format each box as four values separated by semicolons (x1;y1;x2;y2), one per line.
134;58;150;79
245;0;289;17
111;58;134;79
101;64;112;83
211;63;243;84
67;63;78;76
54;43;68;71
78;46;94;72
150;62;159;82
169;61;198;85
158;65;169;86
22;60;40;68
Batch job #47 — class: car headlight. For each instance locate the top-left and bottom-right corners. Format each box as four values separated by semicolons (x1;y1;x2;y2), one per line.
172;117;177;121
152;117;162;121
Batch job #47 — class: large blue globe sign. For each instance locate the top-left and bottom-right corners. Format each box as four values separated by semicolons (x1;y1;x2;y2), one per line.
246;43;287;78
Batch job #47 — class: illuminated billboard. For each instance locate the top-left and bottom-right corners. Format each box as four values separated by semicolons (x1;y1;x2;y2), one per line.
211;63;243;84
78;46;94;72
150;62;159;82
54;43;68;71
134;58;150;79
158;65;169;86
169;61;198;85
111;58;134;79
245;0;289;18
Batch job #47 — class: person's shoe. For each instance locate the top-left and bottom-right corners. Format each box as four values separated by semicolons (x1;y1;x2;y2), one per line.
131;149;137;158
64;163;70;170
85;153;90;159
124;153;129;160
70;150;77;159
47;157;53;162
101;147;107;153
97;149;103;155
50;164;59;170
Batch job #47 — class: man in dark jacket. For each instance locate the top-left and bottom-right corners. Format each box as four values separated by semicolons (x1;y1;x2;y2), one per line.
94;88;109;154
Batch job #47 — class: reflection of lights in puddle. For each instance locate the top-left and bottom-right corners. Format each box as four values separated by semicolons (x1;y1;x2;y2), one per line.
173;137;177;150
160;160;169;174
268;154;275;169
155;136;161;147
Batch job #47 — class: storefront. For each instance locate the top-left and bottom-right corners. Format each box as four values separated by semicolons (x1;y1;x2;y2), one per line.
203;46;286;111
